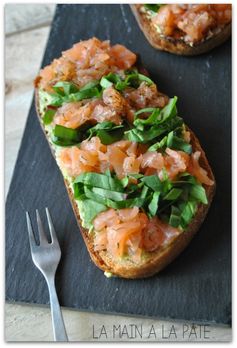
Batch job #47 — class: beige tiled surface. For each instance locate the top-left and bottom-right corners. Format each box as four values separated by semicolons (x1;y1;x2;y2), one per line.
4;4;231;342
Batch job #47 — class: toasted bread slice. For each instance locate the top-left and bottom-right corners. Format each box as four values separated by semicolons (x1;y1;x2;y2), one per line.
35;86;215;279
131;4;231;56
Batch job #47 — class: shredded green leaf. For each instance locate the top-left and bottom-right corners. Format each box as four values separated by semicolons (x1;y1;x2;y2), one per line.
52;125;81;146
125;97;183;143
42;109;56;125
74;172;125;192
148;191;160;217
100;70;154;92
87;121;125;144
144;4;164;13
77;199;107;228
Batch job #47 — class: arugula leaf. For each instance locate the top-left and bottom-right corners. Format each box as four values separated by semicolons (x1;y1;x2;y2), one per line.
42;109;56;125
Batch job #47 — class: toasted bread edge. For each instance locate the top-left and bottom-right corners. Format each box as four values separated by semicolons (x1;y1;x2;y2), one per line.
34;75;216;279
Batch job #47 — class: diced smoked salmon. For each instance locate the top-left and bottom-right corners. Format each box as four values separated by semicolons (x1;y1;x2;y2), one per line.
188;151;214;186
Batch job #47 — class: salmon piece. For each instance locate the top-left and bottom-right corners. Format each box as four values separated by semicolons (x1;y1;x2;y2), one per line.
80;136;111;172
126;142;137;156
165;148;190;179
59;146;98;177
103;86;126;113
124;82;169;109
93;208;149;260
54;102;93;129
141;151;164;170
108;140;131;152
151;4;231;43
188;151;214;186
39;38;138;92
152;5;176;36
137;212;149;229
91;103;122;125
93;209;120;231
38;65;55;91
137;143;150;156
63;38;110;68
39;57;76;92
123;155;142;175
144;167;157;176
142;216;180;252
80;136;107;153
177;10;215;42
118;207;139;222
94;208;179;259
109;44;137;70
107;221;142;258
54;98;123;129
107;146;127;179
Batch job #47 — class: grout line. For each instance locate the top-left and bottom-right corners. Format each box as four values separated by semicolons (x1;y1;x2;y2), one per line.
5;21;53;38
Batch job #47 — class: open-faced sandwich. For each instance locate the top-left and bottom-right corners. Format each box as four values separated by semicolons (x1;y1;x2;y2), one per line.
131;4;231;55
34;37;215;278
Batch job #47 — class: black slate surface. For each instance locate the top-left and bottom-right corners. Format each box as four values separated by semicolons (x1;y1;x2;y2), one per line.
5;4;231;324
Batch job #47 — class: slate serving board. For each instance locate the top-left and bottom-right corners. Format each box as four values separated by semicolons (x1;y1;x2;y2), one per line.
6;4;231;324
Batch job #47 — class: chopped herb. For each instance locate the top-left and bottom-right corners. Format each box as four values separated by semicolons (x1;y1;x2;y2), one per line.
169;206;181;228
144;4;164;13
42;109;56;125
87;121;125;145
100;71;154;92
148;191;160;216
190;184;208;204
125;97;183;143
52;125;81;146
74;172;125;192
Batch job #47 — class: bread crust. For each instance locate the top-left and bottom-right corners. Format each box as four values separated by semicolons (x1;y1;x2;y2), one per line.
34;73;215;279
131;4;231;56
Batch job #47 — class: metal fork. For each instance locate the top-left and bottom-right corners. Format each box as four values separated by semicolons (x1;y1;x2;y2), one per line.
26;208;68;341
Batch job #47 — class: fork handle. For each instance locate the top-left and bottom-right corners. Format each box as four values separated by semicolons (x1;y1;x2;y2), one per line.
46;276;68;341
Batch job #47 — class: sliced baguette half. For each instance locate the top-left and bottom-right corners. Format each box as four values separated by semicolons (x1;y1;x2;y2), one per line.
131;4;231;56
34;85;215;279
